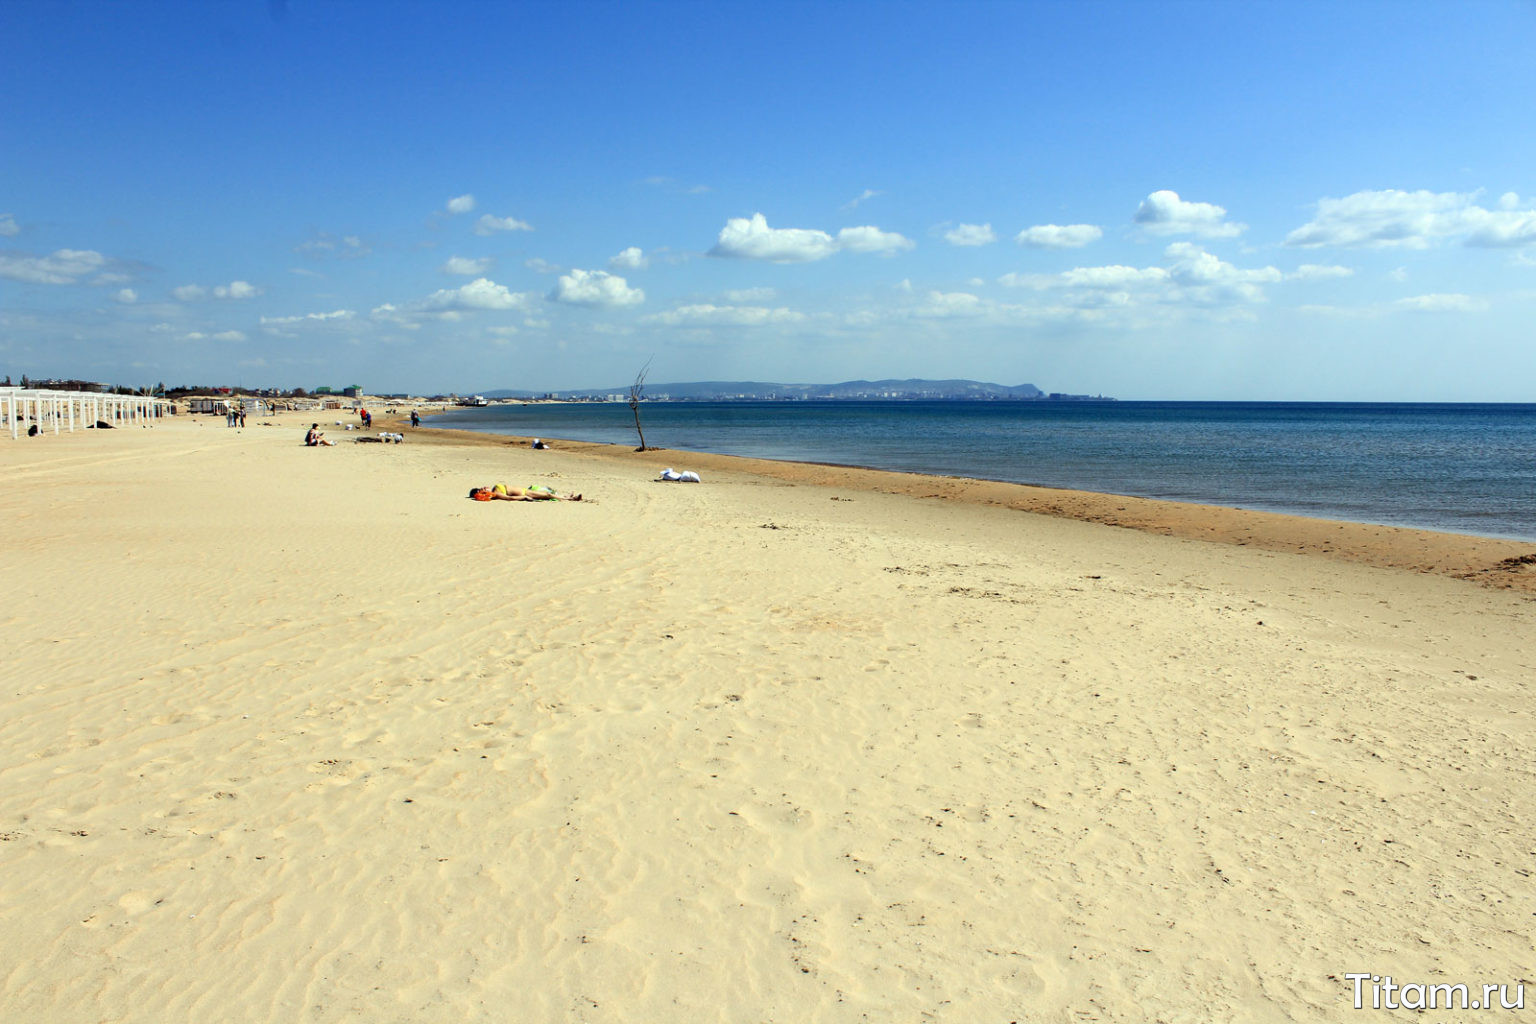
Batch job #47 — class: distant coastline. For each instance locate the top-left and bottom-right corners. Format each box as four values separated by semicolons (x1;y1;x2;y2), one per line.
475;378;1113;402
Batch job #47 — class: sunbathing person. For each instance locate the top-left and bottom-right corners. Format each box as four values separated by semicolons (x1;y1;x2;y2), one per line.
469;483;582;501
305;424;335;446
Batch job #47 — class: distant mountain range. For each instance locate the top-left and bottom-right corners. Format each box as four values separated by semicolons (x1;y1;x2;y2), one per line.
479;379;1112;401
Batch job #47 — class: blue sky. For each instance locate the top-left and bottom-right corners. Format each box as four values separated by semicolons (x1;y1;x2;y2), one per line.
3;0;1535;399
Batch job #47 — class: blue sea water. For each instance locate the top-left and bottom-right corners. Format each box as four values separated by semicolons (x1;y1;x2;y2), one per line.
430;401;1536;542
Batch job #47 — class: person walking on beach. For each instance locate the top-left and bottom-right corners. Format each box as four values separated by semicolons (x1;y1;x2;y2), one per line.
410;409;420;428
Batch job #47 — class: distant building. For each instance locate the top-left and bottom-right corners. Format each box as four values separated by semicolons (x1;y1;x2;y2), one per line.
186;397;230;414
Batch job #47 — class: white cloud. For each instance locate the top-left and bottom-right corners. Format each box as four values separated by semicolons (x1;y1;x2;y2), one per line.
1284;189;1536;250
1395;293;1488;312
525;257;562;274
181;329;248;342
443;255;493;276
175;280;260;301
724;287;776;302
0;248;107;284
372;280;531;326
261;309;355;326
1016;223;1103;249
446;194;476;214
1465;208;1536;248
1162;242;1280;303
475;213;533;235
836;225;915;255
549;268;644;307
842;189;883;211
368;303;418;329
915;291;987;318
945;223;997;247
710;213;838;263
1286;189;1471;249
421;277;532;312
1289;263;1354;280
709;213;912;261
114;288;138;303
1164;242;1280;283
1133;190;1245;238
609;246;648;270
0;214;18;237
295;232;370;258
214;280;260;299
1058;264;1168;288
998;243;1282;309
645;303;806;326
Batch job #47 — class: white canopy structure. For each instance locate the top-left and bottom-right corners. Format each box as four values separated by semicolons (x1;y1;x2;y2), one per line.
2;388;174;439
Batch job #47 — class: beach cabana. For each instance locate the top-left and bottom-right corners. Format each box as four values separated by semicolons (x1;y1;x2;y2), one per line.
2;387;174;439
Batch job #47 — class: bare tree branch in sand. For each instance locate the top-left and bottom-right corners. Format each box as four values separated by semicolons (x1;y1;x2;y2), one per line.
629;358;652;451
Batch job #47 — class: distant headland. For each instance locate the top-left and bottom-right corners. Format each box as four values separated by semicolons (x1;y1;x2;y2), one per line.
479;379;1113;402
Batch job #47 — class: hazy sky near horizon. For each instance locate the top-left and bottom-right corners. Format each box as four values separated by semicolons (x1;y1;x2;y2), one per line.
3;0;1535;400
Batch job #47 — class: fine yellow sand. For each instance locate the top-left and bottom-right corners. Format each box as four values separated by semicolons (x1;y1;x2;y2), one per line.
3;412;1534;1023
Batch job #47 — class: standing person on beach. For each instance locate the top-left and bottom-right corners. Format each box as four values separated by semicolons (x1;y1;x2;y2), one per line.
410;409;420;428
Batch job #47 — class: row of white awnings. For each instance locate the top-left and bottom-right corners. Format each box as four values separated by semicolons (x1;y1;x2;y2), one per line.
1;388;174;439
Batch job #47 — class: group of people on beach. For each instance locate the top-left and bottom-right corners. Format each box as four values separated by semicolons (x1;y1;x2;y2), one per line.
304;415;694;502
464;466;700;503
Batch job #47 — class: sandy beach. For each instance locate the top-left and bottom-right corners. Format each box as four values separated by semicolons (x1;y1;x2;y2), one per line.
3;411;1534;1022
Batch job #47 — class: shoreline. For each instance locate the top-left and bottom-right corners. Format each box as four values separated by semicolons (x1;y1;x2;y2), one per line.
414;400;1536;547
385;414;1536;594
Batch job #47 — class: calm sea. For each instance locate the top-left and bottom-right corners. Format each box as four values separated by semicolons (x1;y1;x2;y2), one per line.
430;401;1536;542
